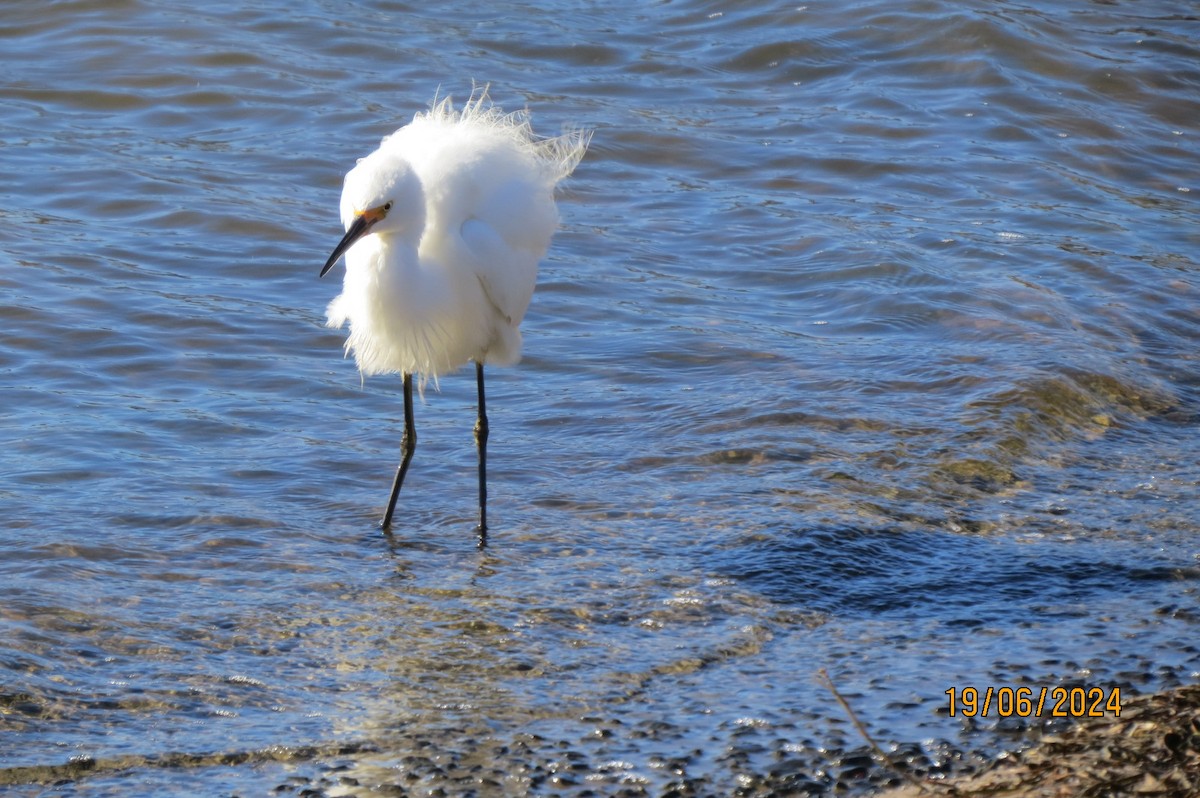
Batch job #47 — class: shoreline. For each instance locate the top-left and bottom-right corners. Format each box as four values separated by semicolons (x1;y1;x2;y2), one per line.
3;684;1195;796
875;683;1200;798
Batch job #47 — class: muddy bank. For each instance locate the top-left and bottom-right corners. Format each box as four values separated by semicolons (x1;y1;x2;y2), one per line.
879;683;1200;798
4;684;1195;796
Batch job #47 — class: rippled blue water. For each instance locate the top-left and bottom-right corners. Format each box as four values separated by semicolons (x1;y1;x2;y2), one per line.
1;0;1198;794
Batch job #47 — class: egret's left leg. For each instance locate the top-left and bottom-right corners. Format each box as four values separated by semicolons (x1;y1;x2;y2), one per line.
381;372;416;530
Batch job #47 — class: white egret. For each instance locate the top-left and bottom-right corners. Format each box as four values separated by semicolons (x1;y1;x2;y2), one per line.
320;89;589;539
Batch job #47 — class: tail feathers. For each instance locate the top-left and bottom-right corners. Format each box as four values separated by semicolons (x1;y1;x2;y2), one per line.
540;125;592;183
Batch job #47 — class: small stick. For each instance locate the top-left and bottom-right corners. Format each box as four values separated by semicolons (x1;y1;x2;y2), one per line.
817;668;934;795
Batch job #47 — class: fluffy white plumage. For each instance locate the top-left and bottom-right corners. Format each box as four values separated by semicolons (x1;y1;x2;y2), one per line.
323;90;590;381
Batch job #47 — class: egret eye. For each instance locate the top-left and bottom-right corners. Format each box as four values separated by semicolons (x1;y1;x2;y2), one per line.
383;201;393;212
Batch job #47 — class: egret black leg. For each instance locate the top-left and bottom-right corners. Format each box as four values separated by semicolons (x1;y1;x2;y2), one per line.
474;361;489;542
381;372;416;529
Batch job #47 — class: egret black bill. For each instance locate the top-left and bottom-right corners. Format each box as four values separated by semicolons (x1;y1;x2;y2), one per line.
320;208;384;277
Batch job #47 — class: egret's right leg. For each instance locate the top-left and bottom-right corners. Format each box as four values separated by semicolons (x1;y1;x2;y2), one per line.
474;361;489;544
381;372;416;529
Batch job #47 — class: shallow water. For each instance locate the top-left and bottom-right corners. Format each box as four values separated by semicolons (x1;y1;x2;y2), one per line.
1;0;1198;795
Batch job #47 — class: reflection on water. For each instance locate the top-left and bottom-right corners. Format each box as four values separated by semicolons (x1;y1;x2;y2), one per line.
1;0;1198;794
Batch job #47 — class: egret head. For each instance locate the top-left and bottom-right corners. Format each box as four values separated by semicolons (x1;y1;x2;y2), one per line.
320;150;424;277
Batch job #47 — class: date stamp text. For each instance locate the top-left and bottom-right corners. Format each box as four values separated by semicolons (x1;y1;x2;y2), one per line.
944;686;1122;718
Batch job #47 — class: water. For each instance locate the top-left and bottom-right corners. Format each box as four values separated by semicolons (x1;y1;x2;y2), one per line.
1;0;1198;794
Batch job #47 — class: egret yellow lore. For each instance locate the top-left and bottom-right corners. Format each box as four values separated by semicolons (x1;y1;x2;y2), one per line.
320;90;590;539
